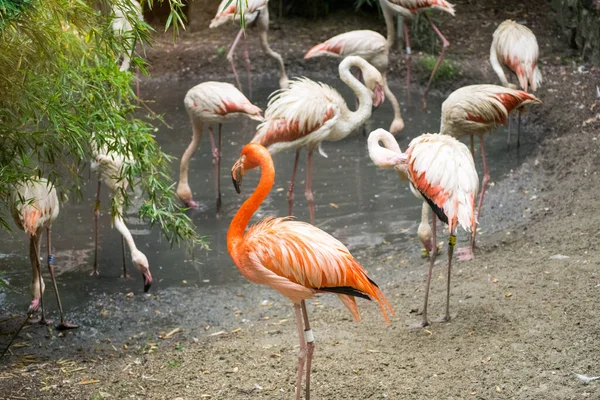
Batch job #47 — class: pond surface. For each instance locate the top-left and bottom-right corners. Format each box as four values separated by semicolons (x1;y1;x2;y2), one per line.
0;74;535;322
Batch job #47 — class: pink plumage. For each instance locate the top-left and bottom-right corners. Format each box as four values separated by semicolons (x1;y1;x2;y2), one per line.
490;20;542;92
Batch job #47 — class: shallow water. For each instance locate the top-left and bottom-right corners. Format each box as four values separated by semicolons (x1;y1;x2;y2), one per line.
0;75;535;320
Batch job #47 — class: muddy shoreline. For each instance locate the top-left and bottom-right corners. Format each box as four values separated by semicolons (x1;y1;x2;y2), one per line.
2;1;600;399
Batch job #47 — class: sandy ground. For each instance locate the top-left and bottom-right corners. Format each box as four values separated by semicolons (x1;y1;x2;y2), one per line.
2;1;600;399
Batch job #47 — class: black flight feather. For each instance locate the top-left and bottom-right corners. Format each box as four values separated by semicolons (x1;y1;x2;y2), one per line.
316;286;372;300
420;190;449;225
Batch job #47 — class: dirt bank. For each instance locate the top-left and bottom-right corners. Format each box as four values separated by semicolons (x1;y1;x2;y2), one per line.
2;1;600;399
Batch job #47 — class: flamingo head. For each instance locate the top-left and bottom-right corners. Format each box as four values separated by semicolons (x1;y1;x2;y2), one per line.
362;65;385;107
232;143;270;193
131;249;152;292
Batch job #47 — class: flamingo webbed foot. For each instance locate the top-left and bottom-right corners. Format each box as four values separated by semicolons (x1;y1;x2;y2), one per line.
56;321;79;331
457;246;474;261
433;314;455;324
90;269;100;277
408;319;429;330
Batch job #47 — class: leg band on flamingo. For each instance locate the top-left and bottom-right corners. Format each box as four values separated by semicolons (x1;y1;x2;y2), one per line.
304;329;315;343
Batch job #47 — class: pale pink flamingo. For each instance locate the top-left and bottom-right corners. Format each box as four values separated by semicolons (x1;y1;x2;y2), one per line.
228;142;393;399
251;55;385;224
379;0;455;107
112;0;143;99
304;30;405;134
177;81;263;213
440;84;541;223
368;128;477;327
11;178;77;329
91;138;152;292
210;0;289;96
490;19;543;146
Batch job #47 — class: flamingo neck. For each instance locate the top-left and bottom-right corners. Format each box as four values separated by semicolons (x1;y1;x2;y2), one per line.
380;0;396;49
227;149;275;257
337;58;374;136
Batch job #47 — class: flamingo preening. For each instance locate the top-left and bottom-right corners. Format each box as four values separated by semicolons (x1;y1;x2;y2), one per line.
10;178;77;330
228;142;393;399
251;55;385;224
440;84;541;222
210;0;289;96
379;0;455;107
368;129;477;327
304;30;405;134
112;0;143;98
91;138;152;292
177;81;263;213
490;19;543;146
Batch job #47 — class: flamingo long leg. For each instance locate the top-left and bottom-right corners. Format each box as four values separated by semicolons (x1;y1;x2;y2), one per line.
288;149;300;216
469;135;475;158
46;228;77;330
32;234;48;325
243;36;252;99
208;126;222;215
517;110;522;148
422;14;450;108
301;300;315;400
410;211;437;329
507;114;512;145
294;303;307;400
436;231;456;323
217;124;223;215
476;137;491;220
92;180;101;276
227;29;244;91
305;150;315;225
403;21;411;95
121;235;128;278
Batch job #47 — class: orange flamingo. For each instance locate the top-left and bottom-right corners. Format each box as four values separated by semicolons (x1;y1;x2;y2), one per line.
368;129;478;327
304;30;404;134
440;84;541;221
379;0;455;107
177;81;263;213
11;178;77;329
228;143;393;399
251;55;385;224
490;19;543;146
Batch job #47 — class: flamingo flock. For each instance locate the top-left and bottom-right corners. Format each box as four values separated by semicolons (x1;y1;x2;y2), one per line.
3;1;547;399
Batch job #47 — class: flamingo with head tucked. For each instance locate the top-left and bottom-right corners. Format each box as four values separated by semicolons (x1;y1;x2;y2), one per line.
368;128;478;327
304;30;405;134
177;81;263;214
379;0;455;107
11;178;78;330
490;19;543;146
228;142;393;399
251;55;385;224
210;0;289;96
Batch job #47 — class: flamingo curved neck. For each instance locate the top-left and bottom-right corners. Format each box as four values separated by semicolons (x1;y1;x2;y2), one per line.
227;149;275;255
337;58;374;136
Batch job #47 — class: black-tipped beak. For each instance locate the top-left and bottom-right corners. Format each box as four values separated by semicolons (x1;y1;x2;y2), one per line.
144;281;151;293
232;171;241;194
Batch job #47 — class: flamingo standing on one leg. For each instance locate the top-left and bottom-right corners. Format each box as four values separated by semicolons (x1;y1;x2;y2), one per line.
11;178;78;330
177;82;263;213
440;84;541;224
367;129;477;327
228;143;393;399
210;0;289;96
304;30;405;134
251;55;385;224
379;0;455;107
112;0;144;99
91;138;152;292
490;19;543;146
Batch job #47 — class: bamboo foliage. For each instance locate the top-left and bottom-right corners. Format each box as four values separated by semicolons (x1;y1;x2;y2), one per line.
0;0;207;250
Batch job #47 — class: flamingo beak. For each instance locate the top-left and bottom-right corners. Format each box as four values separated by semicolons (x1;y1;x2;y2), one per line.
143;271;152;293
373;84;385;107
231;156;245;194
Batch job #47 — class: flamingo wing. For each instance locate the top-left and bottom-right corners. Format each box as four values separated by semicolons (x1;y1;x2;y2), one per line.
385;0;455;15
305;30;386;59
252;78;342;152
241;217;392;322
492;20;542;92
185;82;263;121
407;134;478;233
